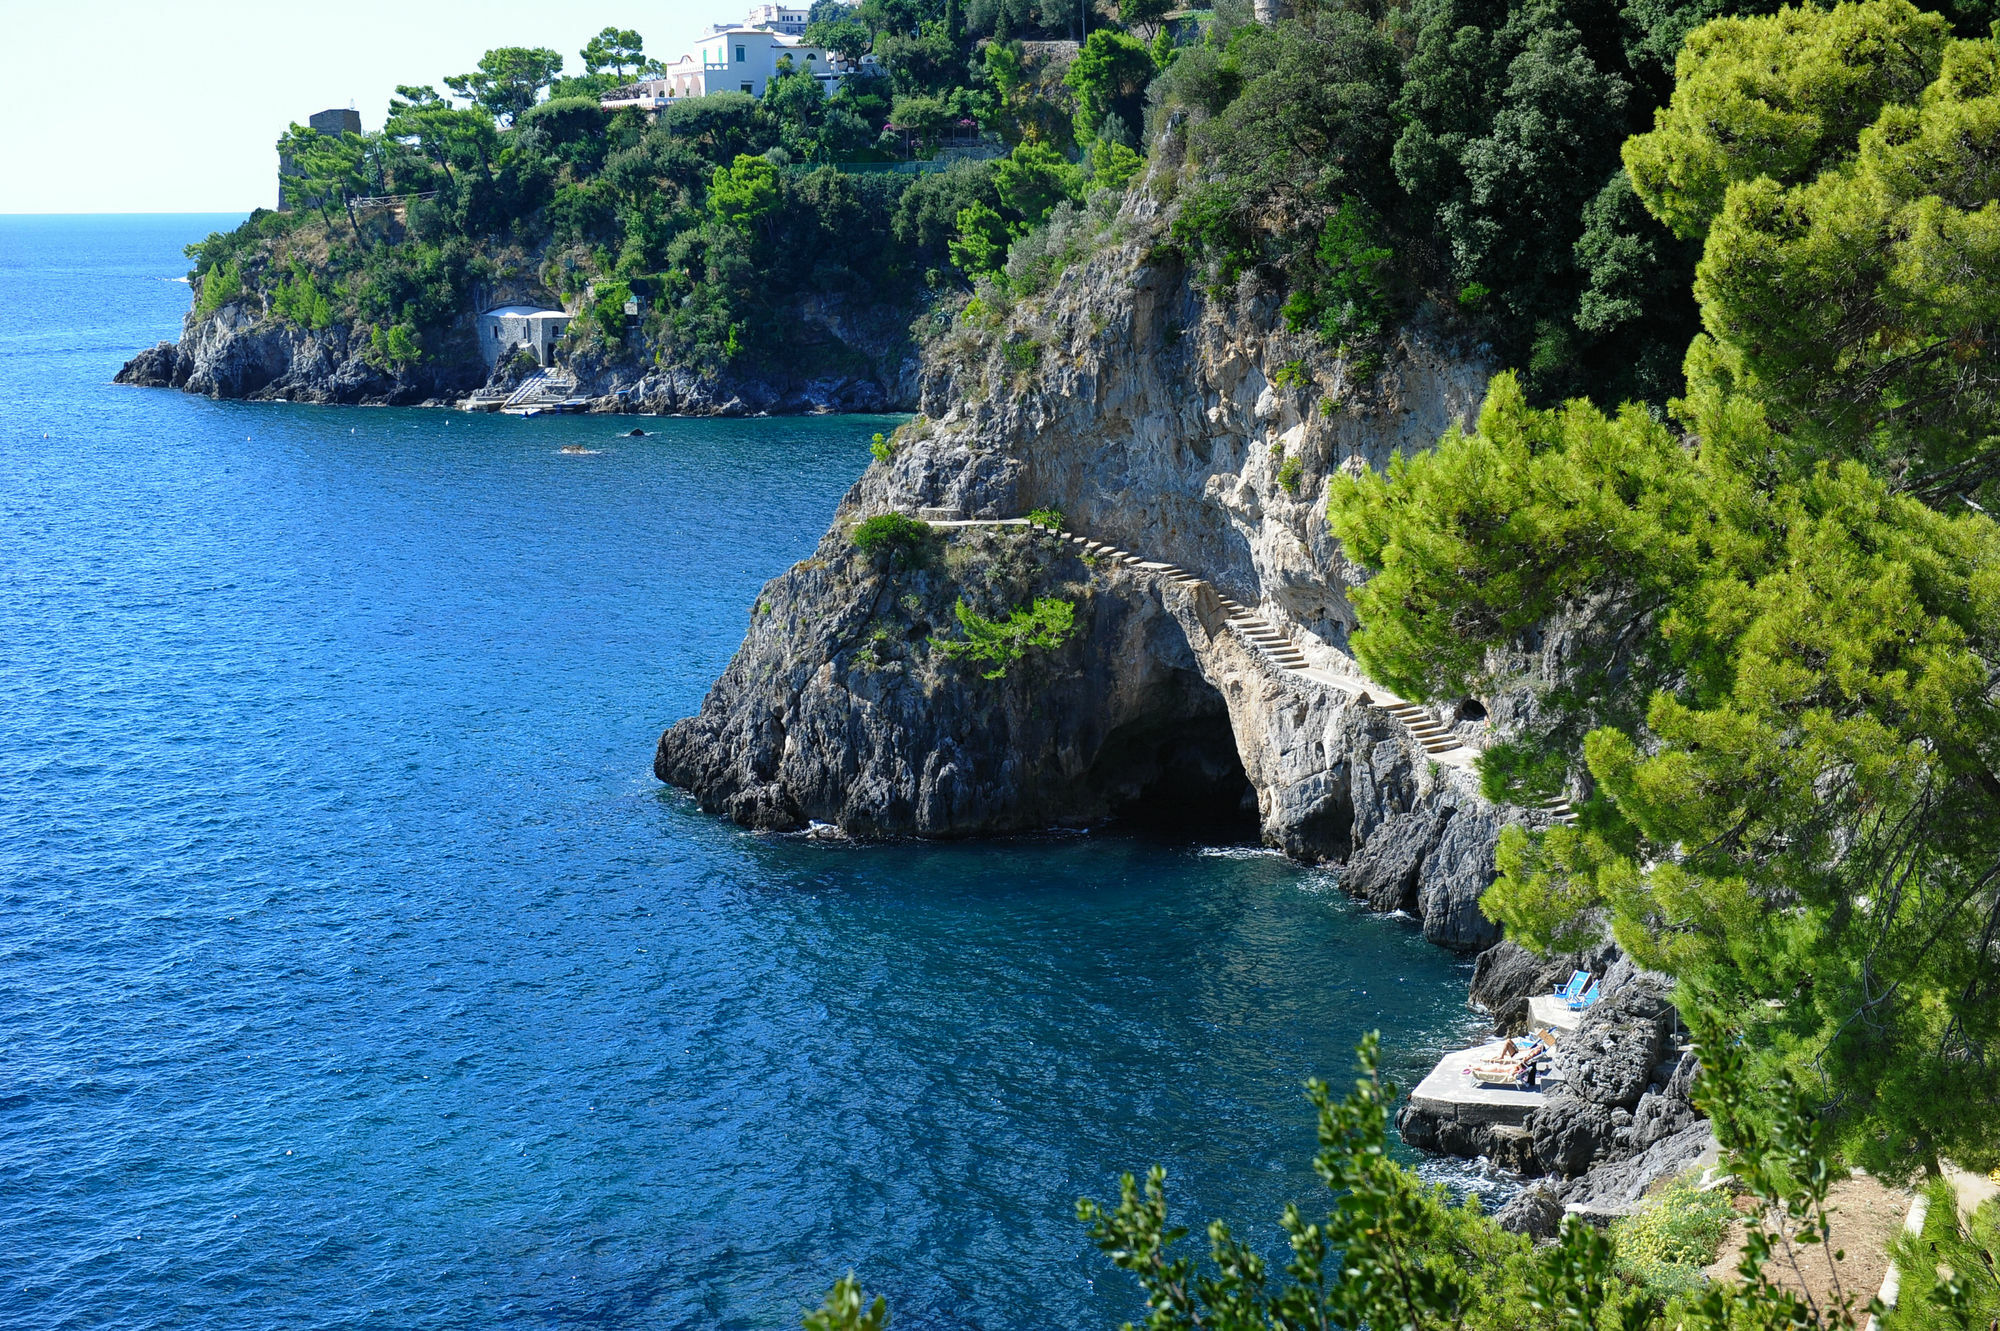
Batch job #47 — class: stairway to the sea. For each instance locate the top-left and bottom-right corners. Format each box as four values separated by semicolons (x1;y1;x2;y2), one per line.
499;369;586;413
911;515;1500;774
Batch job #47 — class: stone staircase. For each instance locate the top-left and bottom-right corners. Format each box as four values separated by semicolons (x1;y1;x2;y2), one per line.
915;516;1611;823
1006;522;1479;766
500;369;583;413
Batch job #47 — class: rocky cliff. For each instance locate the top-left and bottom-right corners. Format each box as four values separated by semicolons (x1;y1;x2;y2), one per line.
118;286;919;414
658;188;1539;948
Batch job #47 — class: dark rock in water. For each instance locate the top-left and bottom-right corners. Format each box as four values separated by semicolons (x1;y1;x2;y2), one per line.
624;428;648;436
1346;806;1450;914
115;340;181;388
1531;1090;1615;1177
1487;1124;1537;1174
1496;1185;1565;1240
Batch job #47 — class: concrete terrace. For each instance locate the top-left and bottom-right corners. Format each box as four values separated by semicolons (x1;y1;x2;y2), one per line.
1406;1037;1558;1128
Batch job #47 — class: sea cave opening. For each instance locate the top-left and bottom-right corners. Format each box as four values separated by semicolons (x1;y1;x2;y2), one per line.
1086;710;1259;841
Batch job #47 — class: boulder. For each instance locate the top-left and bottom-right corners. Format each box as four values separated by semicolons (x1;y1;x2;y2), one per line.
1496;1186;1566;1240
1552;973;1676;1108
114;340;180;388
1530;1091;1615;1178
1487;1124;1538;1175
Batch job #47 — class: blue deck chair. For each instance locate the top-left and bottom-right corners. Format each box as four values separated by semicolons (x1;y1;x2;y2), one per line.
1553;970;1589;1003
1565;980;1601;1011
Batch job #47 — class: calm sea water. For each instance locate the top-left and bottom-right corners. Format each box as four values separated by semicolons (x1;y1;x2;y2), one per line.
0;215;1491;1330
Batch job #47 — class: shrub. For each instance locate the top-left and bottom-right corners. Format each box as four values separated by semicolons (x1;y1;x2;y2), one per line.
1026;506;1064;529
271;268;333;330
931;597;1077;679
368;323;423;369
1276;454;1304;495
1274;359;1310;388
870;432;894;463
195;259;244;317
1001;336;1041;372
850;513;934;567
1611;1175;1734;1299
1884;1181;2000;1331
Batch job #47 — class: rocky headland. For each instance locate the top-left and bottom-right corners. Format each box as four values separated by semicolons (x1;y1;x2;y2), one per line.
657;175;1707;1221
117;282;919;415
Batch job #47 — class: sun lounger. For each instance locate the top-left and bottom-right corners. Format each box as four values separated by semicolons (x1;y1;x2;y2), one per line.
1553;970;1590;1003
1564;980;1601;1011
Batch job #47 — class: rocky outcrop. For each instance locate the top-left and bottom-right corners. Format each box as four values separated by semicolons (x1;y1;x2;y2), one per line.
1403;948;1712;1224
650;170;1705;1199
654;197;1535;951
120;286;922;413
656;525;1252;835
116;300;476;405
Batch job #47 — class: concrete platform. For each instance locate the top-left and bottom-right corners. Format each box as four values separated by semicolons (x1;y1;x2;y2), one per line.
1528;994;1585;1033
1406;1038;1555;1130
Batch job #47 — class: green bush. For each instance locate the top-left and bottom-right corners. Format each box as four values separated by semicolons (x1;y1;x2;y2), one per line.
1276;454;1304;495
931;596;1077;679
850;513;934;567
1025;506;1064;529
870;432;895;463
1001;337;1041;371
271;268;333;330
1611;1175;1735;1299
195;259;244;317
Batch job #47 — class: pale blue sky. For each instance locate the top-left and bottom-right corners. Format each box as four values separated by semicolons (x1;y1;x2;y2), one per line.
0;0;716;213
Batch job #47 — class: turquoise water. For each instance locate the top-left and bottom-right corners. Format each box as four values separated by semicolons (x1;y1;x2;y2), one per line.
0;215;1489;1330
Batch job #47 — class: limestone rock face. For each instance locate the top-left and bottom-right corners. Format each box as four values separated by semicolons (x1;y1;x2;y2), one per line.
115;299;465;405
656;208;1521;941
655;526;1250;835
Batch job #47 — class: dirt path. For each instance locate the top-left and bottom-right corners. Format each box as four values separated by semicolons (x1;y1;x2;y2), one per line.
1703;1173;1915;1315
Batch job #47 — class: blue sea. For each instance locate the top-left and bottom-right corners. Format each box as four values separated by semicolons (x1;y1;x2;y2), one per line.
0;215;1491;1329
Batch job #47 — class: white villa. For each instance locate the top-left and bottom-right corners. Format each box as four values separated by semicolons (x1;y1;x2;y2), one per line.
601;8;877;111
722;4;808;35
477;307;570;368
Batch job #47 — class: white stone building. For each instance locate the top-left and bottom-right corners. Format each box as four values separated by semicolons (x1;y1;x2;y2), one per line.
477;307;570;369
737;4;808;35
601;23;876;110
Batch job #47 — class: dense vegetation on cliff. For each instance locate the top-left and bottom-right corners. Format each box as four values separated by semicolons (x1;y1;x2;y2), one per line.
179;5;1169;388
1329;0;2000;1192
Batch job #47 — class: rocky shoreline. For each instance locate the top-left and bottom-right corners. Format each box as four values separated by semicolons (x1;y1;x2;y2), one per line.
116;291;922;416
129;184;1710;1222
1410;942;1712;1235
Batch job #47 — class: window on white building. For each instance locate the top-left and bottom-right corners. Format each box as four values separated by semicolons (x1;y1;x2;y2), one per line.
741;80;754;92
735;45;746;61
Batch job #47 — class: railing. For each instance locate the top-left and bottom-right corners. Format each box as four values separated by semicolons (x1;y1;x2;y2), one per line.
348;191;441;209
